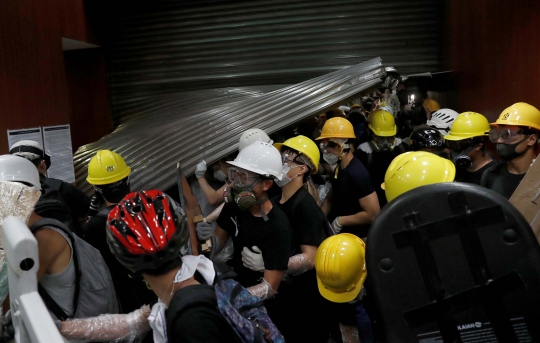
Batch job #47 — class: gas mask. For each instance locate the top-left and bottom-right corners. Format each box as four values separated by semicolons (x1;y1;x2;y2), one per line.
94;176;131;203
224;168;270;219
371;137;396;152
450;145;478;169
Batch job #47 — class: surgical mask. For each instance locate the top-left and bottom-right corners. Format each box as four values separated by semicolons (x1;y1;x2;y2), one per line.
213;169;227;182
497;136;530;161
323;152;339;166
274;164;300;187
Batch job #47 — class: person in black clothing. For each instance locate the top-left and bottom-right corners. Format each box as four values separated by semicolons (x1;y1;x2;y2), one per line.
9;140;90;231
241;136;334;342
444;112;496;185
317;118;380;239
83;150;156;317
107;190;240;343
481;103;540;199
198;141;292;303
355;109;407;208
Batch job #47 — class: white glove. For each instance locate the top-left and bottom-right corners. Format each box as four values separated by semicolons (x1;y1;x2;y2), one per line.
332;217;343;234
196;221;213;240
195;160;207;179
241;246;265;272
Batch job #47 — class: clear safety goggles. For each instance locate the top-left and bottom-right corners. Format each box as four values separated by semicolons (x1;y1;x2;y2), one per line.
488;128;530;143
227;168;259;187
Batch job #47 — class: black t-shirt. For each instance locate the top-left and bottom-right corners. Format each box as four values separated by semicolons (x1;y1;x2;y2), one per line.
481;162;525;199
272;187;328;254
269;187;332;342
217;202;292;287
455;160;497;185
167;284;241;343
355;144;406;208
83;207;156;313
329;157;375;238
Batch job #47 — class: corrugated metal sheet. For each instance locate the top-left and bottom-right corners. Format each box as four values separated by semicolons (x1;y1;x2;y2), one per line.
106;0;443;102
73;58;385;194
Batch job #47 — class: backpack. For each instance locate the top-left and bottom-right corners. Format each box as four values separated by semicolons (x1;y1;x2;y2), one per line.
34;178;75;233
29;218;119;320
215;279;285;343
480;161;505;189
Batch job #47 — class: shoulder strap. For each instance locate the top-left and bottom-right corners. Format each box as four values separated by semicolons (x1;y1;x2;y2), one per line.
44;178;63;191
483;161;505;189
30;218;81;318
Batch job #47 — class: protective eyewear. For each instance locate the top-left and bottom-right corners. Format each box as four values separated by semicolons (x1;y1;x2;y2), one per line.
488;128;528;143
227;168;259;187
446;140;475;153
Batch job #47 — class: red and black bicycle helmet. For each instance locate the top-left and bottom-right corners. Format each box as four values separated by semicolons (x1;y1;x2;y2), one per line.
106;190;189;275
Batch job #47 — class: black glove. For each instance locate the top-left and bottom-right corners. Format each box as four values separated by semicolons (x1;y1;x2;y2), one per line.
1;310;15;343
86;191;105;218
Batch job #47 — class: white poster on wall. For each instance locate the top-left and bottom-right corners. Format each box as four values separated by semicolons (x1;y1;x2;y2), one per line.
42;125;75;183
7;127;44;151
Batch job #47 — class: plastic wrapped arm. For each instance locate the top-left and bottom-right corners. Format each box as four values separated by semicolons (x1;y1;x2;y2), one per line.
285;253;315;277
60;305;151;343
246;278;277;301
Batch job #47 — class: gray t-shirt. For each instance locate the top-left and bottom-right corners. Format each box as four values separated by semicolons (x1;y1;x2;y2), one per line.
39;227;76;318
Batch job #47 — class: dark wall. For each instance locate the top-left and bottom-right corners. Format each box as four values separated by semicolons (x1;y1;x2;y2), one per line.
64;49;112;152
444;0;540;121
0;0;111;154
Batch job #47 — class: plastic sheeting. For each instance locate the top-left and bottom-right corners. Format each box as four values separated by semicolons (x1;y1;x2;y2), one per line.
73;58;385;194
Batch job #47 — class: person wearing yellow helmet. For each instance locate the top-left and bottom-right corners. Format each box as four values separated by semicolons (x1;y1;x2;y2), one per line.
316;117;380;238
383;151;456;202
83;150;156;315
356;109;407;208
444;112;496;185
241;135;334;342
481;103;540;199
315;233;371;342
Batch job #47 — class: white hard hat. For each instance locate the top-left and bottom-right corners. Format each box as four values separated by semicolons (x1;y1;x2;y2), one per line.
427;108;460;136
0;155;41;189
228;142;283;180
238;129;273;151
9;140;51;169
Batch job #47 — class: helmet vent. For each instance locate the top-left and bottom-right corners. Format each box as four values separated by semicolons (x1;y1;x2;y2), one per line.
132;205;142;213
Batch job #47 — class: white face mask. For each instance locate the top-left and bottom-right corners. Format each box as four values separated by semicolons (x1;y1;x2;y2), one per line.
323;152;339;166
274;164;300;187
213;169;227;182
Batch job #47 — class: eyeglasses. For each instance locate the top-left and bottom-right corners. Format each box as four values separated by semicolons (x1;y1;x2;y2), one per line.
489;128;528;143
227;168;259;187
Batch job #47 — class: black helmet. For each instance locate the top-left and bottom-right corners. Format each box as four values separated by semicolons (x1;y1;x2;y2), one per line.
409;127;444;151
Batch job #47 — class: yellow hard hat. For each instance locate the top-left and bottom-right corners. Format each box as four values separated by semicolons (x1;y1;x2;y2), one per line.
444;112;490;141
423;99;441;112
87;150;131;185
490;102;540;131
315;233;367;303
274;135;320;173
368;110;397;137
351;104;361;109
316;117;356;140
383;151;455;202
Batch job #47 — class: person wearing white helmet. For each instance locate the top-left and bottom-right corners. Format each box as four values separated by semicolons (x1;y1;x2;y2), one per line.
196;141;292;305
195;128;273;206
426;108;460;136
9;140;89;234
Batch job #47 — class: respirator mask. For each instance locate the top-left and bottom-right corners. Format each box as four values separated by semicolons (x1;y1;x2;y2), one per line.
224;168;269;218
447;141;477;169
